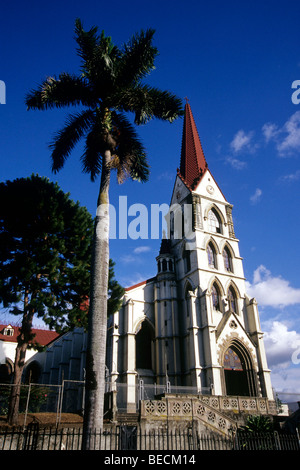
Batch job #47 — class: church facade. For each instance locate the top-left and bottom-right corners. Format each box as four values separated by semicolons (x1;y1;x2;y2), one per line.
106;103;274;413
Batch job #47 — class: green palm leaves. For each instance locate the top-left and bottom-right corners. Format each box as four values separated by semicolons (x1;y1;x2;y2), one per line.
25;19;183;184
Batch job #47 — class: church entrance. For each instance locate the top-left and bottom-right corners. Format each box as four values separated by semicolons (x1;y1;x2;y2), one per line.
223;345;256;397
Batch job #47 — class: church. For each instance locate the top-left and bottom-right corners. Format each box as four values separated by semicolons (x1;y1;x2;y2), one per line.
22;103;278;432
106;102;274;416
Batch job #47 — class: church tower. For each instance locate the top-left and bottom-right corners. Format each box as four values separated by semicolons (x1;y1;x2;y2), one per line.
106;102;274;414
168;102;273;399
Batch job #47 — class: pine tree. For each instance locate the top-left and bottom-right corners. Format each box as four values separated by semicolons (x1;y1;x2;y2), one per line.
0;174;122;425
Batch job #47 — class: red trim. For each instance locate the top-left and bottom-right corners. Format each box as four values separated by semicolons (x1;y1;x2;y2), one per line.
125;277;156;292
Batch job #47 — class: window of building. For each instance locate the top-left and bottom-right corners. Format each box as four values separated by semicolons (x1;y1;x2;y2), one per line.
207;242;217;269
183;247;191;273
208;209;221;233
223;246;233;272
228;287;237;313
136;321;154;370
212;283;221;310
3;325;14;336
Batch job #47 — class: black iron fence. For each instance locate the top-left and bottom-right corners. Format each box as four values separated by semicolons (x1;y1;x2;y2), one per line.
0;425;299;451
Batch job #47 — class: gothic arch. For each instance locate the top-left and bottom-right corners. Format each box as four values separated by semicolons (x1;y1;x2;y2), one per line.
207;276;225;297
205;236;220;254
135;318;155;370
219;240;236;258
134;316;155;335
183;278;196;296
219;338;259;397
204;204;225;234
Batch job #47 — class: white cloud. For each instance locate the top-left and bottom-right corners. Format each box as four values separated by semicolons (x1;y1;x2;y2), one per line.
263;321;300;371
262;122;279;143
281;169;300;182
120;254;137;264
262;111;300;157
230;130;254;153
226;156;247;170
246;265;300;308
250;188;262;204
133;246;151;254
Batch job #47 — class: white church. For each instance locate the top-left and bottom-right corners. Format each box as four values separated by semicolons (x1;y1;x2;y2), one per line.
23;103;278;430
106;102;274;415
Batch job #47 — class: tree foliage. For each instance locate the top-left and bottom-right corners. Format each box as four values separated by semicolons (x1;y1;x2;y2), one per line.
26;19;183;184
0;174;124;333
0;174;93;334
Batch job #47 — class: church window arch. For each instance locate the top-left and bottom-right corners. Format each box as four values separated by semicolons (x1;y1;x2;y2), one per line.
223;245;233;272
183;245;191;273
135;320;154;370
207;207;222;234
184;282;193;317
207;242;217;269
221;339;258;397
227;286;238;313
212;283;221;310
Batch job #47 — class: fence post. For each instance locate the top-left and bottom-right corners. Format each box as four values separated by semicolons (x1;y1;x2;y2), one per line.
274;431;281;450
23;384;31;429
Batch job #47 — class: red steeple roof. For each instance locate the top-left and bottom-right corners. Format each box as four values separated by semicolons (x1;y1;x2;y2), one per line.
178;102;208;190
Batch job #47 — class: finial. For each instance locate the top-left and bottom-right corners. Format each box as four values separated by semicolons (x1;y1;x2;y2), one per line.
184;97;189;104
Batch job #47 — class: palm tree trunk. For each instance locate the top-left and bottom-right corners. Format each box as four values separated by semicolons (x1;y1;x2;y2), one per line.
82;150;111;448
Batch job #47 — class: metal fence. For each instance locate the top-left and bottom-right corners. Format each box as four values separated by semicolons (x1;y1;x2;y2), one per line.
0;425;299;451
0;381;85;427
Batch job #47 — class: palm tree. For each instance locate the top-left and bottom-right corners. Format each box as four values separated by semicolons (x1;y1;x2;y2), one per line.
25;19;183;443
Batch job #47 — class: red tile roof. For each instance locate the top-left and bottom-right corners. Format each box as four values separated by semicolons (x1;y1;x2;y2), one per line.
125;277;156;292
178;103;208;190
0;324;60;346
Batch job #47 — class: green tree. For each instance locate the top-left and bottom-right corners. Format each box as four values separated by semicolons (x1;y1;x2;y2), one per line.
0;174;94;425
25;19;183;441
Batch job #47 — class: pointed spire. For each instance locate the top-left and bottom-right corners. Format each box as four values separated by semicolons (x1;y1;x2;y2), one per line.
179;102;208;190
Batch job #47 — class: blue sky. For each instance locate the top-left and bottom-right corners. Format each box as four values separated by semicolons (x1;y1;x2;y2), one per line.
1;0;300;398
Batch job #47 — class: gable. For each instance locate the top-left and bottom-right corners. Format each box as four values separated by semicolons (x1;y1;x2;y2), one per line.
193;170;228;204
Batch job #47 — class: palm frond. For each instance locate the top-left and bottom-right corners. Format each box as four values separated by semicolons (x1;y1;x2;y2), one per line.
110;112;149;183
75;19;120;91
25;73;94;110
80;121;107;181
50;109;95;173
74;18;99;64
117;84;183;124
118;29;158;86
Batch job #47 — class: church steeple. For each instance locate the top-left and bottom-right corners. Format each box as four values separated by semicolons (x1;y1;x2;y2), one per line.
178;102;208;190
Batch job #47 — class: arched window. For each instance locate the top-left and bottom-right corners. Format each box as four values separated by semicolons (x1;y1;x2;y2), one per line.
212;283;221;310
183;247;191;273
223;341;258;397
207;242;217;269
228;286;237;313
208;208;221;233
136;321;154;370
223;246;233;272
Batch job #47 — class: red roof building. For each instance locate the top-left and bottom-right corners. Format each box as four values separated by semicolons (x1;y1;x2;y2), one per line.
0;324;59;346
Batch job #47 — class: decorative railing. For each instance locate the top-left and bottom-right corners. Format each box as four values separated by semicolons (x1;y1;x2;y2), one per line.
141;394;275;437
